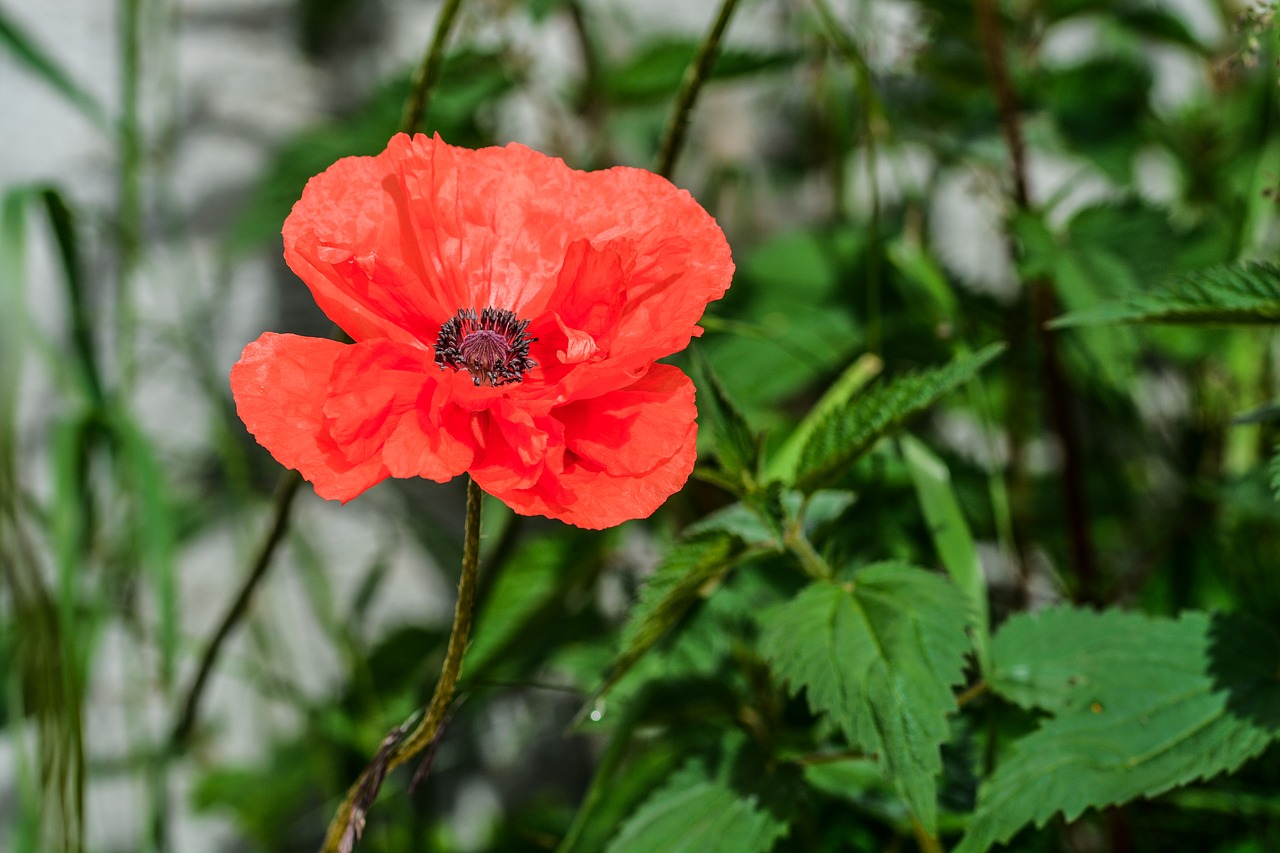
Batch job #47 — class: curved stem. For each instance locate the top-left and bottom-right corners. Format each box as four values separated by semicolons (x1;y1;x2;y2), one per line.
170;470;302;748
653;0;742;179
399;0;466;135
321;477;484;853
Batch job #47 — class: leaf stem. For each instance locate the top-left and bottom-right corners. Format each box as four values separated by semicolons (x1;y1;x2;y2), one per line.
399;0;466;135
320;477;484;853
653;0;741;179
785;521;833;580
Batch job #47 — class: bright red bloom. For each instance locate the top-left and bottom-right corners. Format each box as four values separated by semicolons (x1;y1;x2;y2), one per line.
231;133;733;529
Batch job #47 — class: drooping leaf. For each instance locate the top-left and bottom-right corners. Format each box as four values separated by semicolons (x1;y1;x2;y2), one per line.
795;345;1004;491
958;608;1280;852
760;565;971;831
602;533;746;695
606;749;790;853
1052;262;1280;327
900;434;990;675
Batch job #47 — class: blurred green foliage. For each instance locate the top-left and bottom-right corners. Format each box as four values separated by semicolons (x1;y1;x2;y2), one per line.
3;0;1280;851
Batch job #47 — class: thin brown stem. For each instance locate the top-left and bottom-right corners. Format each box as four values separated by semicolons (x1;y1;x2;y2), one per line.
653;0;742;179
320;477;484;853
170;471;303;748
972;0;1099;603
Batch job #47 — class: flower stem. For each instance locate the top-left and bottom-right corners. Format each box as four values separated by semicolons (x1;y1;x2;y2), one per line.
399;0;466;135
653;0;742;179
320;477;484;853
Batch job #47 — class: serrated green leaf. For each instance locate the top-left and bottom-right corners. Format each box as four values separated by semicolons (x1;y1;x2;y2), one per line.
690;347;760;491
900;435;990;675
959;608;1280;852
765;353;882;484
606;755;789;853
602;533;745;696
1052;262;1280;327
760;565;970;831
795;345;1004;491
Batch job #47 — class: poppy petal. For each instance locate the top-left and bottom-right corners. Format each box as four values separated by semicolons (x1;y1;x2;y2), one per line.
322;340;474;482
231;333;389;500
557;364;696;477
492;422;698;530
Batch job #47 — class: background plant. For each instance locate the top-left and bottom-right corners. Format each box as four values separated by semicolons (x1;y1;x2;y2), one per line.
2;0;1279;851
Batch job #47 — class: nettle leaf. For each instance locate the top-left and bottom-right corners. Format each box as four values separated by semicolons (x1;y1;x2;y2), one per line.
1052;262;1280;327
958;608;1280;852
606;749;791;853
795;345;1004;492
760;565;971;831
602;533;746;695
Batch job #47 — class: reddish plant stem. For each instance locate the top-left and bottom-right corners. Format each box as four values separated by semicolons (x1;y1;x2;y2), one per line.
972;0;1099;603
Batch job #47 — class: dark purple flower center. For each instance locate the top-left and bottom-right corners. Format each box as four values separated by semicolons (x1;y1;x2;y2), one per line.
435;307;537;386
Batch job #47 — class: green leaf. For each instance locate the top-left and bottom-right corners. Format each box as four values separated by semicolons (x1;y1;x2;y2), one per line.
1052;262;1280;327
606;754;790;853
959;608;1280;852
690;348;760;492
602;533;746;696
760;565;970;831
900;435;990;675
795;345;1004;491
765;353;882;484
0;9;112;133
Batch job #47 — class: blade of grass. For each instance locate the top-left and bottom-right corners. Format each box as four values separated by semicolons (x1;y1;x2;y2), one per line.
0;8;113;133
900;434;991;675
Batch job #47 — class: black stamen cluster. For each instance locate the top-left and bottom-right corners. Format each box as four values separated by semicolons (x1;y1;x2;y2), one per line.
434;307;537;386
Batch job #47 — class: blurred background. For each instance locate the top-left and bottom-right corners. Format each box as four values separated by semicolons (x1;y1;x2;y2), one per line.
2;0;1278;851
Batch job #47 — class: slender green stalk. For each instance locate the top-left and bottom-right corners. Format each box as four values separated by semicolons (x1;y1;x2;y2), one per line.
399;0;465;135
321;477;484;853
653;0;742;179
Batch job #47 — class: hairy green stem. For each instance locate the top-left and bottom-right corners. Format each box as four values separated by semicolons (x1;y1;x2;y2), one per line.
653;0;742;179
321;477;483;853
399;0;465;135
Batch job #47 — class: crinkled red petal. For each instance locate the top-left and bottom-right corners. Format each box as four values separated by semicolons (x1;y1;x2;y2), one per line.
230;333;389;500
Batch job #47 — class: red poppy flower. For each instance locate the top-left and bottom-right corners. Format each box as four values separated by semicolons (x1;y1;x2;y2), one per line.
230;133;733;529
